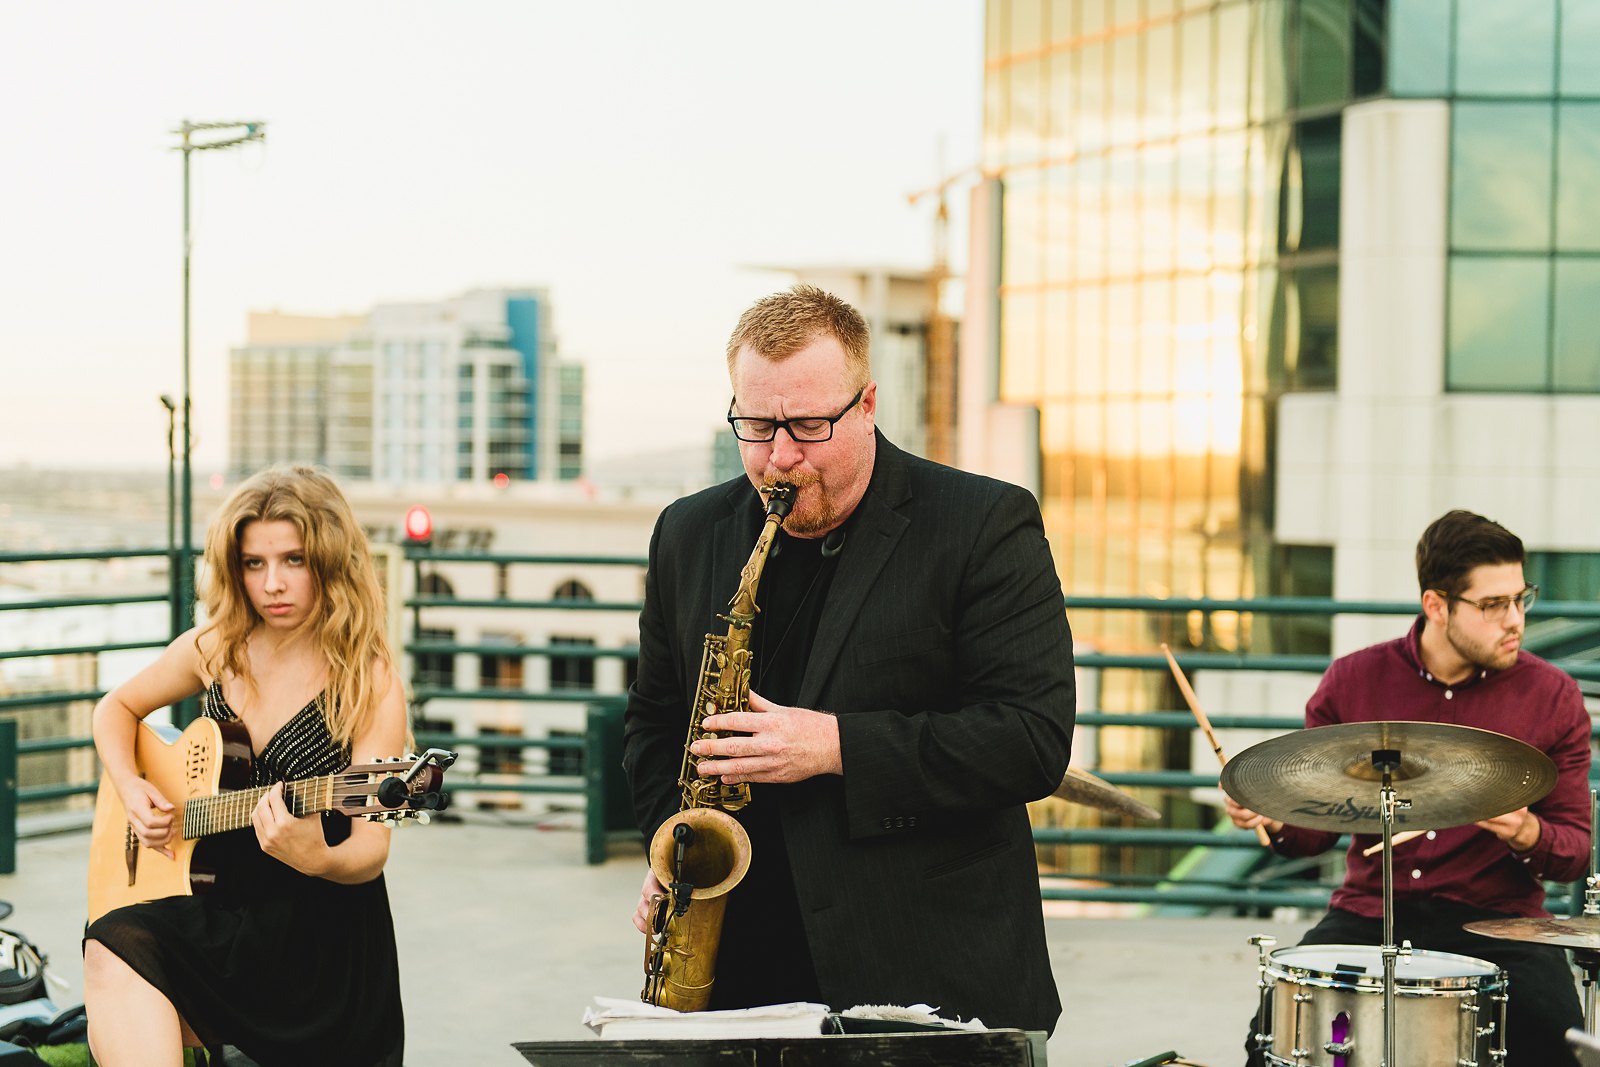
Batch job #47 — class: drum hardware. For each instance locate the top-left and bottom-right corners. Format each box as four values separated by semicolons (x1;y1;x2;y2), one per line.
1051;766;1161;822
1225;721;1554;1066
1252;943;1506;1067
1465;789;1600;1032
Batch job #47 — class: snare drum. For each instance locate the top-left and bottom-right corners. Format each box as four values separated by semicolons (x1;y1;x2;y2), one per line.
1258;944;1506;1067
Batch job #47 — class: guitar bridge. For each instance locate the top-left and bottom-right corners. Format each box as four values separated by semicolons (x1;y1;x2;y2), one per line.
123;823;138;886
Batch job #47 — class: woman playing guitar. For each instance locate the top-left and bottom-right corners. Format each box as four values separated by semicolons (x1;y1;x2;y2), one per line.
84;465;410;1067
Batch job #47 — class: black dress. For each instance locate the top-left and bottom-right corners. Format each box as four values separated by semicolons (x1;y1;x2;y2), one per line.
86;682;404;1066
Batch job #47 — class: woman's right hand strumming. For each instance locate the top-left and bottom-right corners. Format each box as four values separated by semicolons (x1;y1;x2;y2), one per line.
116;777;177;858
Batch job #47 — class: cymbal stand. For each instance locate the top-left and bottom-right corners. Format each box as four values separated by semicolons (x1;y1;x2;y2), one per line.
1575;790;1600;1032
1373;748;1412;1067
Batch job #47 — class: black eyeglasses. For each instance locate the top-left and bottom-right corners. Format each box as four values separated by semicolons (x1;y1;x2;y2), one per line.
726;387;864;443
1436;584;1539;623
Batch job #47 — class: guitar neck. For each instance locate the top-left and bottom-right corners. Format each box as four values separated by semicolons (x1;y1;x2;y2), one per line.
182;776;334;839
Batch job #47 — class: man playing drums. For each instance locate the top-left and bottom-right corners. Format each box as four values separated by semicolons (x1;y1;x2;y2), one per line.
1226;509;1591;1066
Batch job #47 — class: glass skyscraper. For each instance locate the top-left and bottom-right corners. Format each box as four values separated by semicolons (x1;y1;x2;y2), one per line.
978;1;1600;668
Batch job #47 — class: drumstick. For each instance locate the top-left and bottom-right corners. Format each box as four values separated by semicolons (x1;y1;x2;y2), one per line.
1160;643;1272;847
1361;830;1426;857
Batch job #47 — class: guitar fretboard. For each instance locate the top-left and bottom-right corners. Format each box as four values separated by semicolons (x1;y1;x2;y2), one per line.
182;776;335;839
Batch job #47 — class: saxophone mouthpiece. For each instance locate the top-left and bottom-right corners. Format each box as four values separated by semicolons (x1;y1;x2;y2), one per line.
761;483;796;518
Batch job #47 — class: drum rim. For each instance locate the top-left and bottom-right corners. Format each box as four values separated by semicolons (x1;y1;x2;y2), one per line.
1267;943;1503;989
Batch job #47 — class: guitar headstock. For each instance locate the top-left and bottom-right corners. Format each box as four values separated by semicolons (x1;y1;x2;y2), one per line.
335;748;457;825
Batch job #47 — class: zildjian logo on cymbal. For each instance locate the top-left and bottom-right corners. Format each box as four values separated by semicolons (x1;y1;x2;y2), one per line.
1290;797;1415;824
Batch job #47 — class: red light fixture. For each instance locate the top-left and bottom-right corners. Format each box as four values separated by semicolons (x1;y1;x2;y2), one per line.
403;505;433;544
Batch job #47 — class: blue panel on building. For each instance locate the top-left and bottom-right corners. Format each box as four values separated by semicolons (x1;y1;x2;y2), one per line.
505;297;541;477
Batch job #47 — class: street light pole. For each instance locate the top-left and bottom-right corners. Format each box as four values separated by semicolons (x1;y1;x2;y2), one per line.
159;394;177;640
171;119;265;639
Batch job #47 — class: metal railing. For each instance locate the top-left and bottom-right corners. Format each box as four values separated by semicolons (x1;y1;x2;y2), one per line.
5;546;1600;911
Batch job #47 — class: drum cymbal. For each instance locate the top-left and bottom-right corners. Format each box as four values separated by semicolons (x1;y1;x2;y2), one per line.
1052;767;1162;821
1465;914;1600;951
1219;720;1556;833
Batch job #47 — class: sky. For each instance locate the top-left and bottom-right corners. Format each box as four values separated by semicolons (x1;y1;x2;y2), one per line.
0;1;983;472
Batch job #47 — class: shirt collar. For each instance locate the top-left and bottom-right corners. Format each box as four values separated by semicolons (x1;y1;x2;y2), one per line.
1400;614;1492;690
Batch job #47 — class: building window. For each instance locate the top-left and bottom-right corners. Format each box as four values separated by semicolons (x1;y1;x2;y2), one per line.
549;636;596;692
548;728;583;777
553;579;594;602
477;725;524;776
414;626;456;689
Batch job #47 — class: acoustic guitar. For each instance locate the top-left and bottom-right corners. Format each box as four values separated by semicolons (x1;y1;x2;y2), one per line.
87;716;453;923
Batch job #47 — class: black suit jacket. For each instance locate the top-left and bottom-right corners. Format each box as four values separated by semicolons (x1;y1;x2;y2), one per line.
623;434;1076;1032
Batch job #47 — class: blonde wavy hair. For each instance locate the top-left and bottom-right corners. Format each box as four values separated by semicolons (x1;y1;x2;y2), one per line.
198;465;395;751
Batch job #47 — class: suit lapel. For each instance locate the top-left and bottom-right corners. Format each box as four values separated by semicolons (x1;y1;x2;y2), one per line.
797;437;912;708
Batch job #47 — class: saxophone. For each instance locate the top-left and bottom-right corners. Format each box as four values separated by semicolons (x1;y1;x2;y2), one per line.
641;482;796;1011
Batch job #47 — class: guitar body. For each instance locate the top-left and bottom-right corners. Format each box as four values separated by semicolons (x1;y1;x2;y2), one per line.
87;716;253;924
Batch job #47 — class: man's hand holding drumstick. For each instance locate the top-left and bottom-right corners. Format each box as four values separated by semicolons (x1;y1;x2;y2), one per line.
1160;643;1273;847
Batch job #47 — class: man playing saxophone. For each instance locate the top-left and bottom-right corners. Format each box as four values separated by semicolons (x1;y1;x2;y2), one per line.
624;284;1077;1033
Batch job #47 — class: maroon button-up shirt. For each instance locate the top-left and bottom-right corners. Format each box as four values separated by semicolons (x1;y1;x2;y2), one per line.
1271;617;1593;918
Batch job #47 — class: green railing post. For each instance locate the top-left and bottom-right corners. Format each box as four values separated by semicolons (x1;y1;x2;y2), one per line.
0;721;17;875
584;700;636;865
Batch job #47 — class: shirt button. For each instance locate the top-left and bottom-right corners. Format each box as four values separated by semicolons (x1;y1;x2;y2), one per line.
1411;869;1422;879
1426;831;1437;840
1444;691;1454;700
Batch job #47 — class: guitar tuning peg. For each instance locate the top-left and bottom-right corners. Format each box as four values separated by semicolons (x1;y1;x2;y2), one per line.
415;811;431;826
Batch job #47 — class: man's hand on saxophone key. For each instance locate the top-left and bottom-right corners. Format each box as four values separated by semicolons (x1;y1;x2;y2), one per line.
632;869;666;935
693;690;843;784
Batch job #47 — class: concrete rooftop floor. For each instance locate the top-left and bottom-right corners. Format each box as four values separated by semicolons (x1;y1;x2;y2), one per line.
8;811;1328;1066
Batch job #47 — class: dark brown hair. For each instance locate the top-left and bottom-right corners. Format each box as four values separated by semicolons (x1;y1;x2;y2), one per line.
1415;509;1525;599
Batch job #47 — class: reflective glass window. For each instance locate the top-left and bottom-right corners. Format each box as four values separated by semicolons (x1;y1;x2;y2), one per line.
1078;39;1109;153
1140;144;1179;276
1043;290;1072;400
986;1;1008;63
1107;282;1138;396
1296;0;1351;109
1106;151;1140;278
1000;293;1044;400
1556;104;1600;252
1109;31;1140;149
1212;131;1247;268
1351;0;1385;97
1451;104;1554;251
1010;0;1044;56
1045;48;1074;159
1138;279;1175;396
1046;0;1074;46
1003;170;1043;287
1455;1;1556;96
1044;166;1073;281
1448;257;1551;390
1215;4;1249;130
1074;285;1107;396
1075;156;1109;280
1010;57;1045;165
1297;116;1341;252
1553;258;1600;391
1176;135;1217;271
1145;22;1178;144
1249;0;1290;125
1387;0;1451;96
1561;0;1600;95
1178;11;1215;138
1292;266;1339;389
1078;0;1108;37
